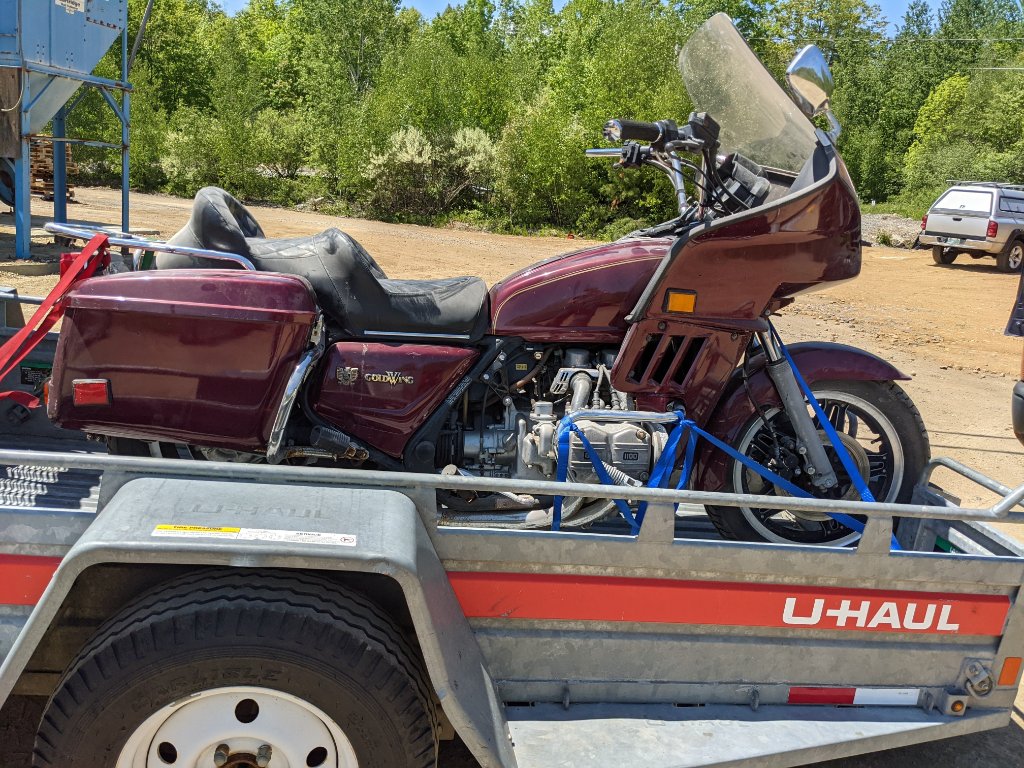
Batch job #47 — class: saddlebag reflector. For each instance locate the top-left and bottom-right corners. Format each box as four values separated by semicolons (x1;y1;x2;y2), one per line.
48;270;318;452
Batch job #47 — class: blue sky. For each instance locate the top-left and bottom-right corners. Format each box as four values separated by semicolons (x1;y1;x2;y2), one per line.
217;0;932;34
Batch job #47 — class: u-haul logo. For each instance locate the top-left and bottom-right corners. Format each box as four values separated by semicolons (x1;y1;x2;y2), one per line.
448;572;1012;637
783;597;960;632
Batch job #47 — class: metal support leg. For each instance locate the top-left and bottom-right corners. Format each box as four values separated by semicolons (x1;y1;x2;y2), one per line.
120;28;130;235
52;107;67;224
14;71;31;260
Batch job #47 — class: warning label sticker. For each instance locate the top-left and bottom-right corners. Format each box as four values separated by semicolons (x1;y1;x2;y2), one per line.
152;525;357;547
55;0;85;13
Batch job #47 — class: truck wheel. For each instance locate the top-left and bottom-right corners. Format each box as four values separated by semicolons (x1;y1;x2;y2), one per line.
997;240;1024;272
705;381;929;546
33;570;438;768
932;246;956;265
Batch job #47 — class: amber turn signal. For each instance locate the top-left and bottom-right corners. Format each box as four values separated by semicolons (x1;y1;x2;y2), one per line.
664;289;697;314
72;379;111;406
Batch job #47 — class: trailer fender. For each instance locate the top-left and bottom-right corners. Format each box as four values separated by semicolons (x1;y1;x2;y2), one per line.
693;341;910;493
0;477;515;768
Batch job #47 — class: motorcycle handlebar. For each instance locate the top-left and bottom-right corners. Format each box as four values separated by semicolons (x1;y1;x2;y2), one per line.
603;119;663;143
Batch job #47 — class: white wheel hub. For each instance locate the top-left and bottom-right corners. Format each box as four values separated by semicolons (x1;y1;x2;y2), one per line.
116;686;358;768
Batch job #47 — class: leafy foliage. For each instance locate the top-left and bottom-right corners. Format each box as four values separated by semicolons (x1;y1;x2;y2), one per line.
62;0;1024;233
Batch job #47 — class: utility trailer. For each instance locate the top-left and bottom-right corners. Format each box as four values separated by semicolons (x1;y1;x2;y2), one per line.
0;443;1023;768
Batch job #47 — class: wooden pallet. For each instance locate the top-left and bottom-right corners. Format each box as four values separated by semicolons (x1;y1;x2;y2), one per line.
29;143;77;200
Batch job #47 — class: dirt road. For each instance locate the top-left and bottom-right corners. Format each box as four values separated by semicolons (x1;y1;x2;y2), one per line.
3;188;1024;766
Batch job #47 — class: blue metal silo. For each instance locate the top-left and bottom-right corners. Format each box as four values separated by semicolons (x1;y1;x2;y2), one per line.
1;0;132;259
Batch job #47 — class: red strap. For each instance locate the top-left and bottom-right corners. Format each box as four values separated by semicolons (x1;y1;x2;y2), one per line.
0;234;110;409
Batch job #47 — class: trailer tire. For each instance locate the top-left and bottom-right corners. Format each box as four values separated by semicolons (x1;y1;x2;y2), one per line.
33;570;438;768
932;246;956;265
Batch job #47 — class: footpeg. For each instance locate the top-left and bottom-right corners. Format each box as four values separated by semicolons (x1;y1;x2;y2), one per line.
310;425;369;461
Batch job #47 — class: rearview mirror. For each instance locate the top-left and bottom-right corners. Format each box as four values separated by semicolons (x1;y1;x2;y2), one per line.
786;46;834;118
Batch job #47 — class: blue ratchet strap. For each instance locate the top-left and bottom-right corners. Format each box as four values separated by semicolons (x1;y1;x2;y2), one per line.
681;418;875;536
635;412;698;526
553;410;870;538
767;323;901;550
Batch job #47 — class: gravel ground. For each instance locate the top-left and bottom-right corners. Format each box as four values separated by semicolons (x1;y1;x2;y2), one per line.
861;213;923;248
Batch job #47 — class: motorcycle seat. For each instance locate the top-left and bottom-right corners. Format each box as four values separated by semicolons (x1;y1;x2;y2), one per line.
157;187;489;341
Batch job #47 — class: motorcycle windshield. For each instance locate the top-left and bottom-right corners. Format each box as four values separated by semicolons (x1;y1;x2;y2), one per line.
679;13;817;173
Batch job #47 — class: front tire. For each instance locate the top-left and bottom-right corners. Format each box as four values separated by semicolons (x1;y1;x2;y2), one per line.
997;239;1024;273
33;570;438;768
932;246;956;265
706;381;930;546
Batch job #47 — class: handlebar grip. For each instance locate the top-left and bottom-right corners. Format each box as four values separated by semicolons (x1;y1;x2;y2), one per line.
604;119;663;143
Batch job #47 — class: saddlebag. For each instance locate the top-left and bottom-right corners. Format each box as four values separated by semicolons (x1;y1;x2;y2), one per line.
48;270;318;452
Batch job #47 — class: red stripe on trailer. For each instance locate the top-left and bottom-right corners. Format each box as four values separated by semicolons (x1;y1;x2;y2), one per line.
788;687;857;705
447;572;1010;635
787;687;920;706
0;554;62;606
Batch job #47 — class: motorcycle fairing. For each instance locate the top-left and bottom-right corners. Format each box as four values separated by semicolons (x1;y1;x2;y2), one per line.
611;140;862;425
159;187;490;341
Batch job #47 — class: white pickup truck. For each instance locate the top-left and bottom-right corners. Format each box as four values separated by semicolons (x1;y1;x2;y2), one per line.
921;182;1024;272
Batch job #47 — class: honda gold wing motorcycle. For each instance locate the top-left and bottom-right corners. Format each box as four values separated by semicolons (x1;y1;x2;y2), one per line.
44;14;929;546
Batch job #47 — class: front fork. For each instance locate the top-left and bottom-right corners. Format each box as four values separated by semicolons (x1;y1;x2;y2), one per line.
755;331;839;491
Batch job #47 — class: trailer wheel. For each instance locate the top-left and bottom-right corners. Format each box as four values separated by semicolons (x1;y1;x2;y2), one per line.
33;570;438;768
932;246;956;265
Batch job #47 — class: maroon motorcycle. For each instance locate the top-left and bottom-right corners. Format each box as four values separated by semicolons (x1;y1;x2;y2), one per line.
45;15;929;545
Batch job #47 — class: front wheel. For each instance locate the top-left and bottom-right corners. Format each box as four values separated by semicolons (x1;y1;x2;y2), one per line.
33;570;438;768
706;381;930;546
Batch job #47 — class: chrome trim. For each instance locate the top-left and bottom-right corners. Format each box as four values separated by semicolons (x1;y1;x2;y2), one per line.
266;317;325;462
44;222;257;271
361;330;473;340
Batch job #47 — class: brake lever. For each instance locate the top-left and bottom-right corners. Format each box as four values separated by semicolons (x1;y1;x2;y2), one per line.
664;138;704;155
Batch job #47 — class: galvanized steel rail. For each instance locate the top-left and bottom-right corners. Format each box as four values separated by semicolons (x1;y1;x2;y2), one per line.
2;449;1022;523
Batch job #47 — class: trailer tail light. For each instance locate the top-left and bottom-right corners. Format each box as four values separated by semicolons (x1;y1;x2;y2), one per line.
42;378;51;409
987;220;999;238
998;657;1022;687
72;378;111;406
921;215;928;231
